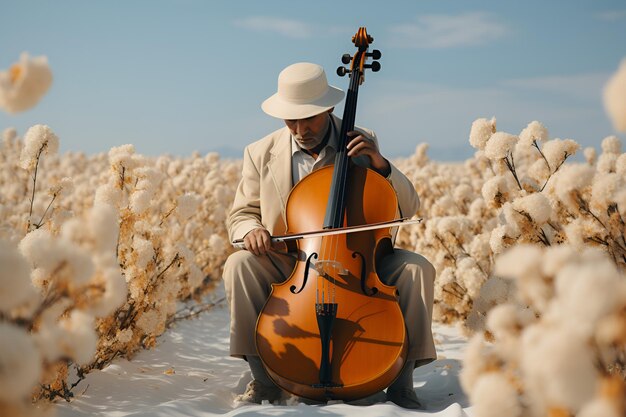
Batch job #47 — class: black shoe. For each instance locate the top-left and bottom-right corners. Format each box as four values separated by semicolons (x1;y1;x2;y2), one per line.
386;388;422;409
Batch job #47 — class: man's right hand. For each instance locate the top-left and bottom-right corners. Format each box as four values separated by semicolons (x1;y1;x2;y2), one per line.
243;228;272;256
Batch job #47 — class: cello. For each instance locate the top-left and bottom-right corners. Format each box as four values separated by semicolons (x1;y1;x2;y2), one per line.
254;27;408;401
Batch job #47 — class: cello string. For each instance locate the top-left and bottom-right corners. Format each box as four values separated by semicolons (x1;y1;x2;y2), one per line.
332;59;360;304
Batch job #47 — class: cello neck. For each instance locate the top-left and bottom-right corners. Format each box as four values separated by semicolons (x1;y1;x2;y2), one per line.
323;27;378;230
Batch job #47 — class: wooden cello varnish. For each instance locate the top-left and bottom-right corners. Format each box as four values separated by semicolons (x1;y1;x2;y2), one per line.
255;27;407;401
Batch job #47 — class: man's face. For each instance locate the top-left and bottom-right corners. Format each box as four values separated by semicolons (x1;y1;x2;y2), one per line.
284;110;330;150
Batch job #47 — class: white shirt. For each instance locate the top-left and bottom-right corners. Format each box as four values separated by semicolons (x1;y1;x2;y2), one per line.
290;120;339;184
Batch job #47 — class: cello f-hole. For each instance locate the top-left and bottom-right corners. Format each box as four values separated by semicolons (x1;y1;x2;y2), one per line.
290;252;318;294
352;251;378;296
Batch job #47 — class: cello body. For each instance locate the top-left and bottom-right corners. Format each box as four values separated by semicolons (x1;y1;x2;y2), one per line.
255;27;407;401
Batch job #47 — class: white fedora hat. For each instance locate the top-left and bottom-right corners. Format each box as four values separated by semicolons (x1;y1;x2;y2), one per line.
262;62;345;120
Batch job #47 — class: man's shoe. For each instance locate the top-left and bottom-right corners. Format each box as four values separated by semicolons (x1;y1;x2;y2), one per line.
386;388;422;409
235;380;283;404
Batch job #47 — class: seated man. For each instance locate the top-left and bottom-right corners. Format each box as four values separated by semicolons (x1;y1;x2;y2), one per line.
223;62;436;409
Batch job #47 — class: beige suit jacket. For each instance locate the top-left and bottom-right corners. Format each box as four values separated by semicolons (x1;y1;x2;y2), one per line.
227;114;420;242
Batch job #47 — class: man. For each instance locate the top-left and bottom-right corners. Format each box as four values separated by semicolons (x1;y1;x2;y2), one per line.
224;62;436;409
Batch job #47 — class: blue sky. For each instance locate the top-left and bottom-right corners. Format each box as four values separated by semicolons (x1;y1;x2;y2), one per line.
1;0;625;160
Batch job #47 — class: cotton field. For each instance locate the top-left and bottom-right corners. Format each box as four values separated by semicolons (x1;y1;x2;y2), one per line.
1;54;626;417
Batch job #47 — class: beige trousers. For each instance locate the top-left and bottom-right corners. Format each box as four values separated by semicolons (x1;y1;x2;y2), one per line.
222;248;437;363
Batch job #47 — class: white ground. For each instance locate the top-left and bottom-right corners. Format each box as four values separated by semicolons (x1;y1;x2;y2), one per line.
55;284;473;417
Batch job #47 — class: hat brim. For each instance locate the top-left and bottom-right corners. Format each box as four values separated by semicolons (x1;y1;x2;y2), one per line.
261;85;345;120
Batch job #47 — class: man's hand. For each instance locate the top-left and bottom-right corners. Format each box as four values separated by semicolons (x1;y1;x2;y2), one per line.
243;228;272;256
346;131;391;177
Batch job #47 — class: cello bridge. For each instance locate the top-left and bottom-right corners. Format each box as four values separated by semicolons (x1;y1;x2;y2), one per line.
313;260;348;276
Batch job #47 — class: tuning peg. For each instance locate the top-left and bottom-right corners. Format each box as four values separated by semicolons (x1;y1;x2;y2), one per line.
337;66;349;77
365;62;381;72
366;49;382;60
341;54;352;64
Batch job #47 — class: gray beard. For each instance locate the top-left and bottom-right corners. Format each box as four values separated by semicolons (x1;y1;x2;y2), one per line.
293;118;330;150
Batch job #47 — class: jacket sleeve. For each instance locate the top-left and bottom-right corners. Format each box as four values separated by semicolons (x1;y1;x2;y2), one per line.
226;145;265;243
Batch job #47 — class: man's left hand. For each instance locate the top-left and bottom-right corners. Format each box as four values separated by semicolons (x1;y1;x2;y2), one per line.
346;131;391;177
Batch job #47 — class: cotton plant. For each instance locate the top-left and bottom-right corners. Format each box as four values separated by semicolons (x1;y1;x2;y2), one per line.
0;53;52;114
87;145;240;369
0;196;125;415
460;244;626;417
0;124;241;413
394;118;625;331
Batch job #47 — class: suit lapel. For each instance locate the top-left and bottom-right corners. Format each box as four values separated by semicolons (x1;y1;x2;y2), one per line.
268;128;292;217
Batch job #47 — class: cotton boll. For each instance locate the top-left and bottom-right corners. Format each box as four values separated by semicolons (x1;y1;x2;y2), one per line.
591;172;622;211
541;139;580;172
521;326;598;413
3;126;17;142
19;124;59;170
0;53;53;114
18;228;54;267
470;373;522;417
487;303;530;339
130;189;152;214
597;153;617;174
457;257;485;298
453;183;473;205
494;245;553;311
564;217;607;249
511;192;551;225
468;198;487;221
540;245;578;277
469;117;496;150
431;195;458;216
615;153;626;176
108;144;137;170
553;164;594;210
468;232;491;260
94;180;123;207
88;203;119;251
204;151;220;164
132;237;154;270
436;216;473;242
58;310;98;365
56;240;95;287
472;277;514;314
482;176;513;208
489;224;514;254
176;192;202;221
459;335;500;394
601;135;622;154
134;167;164;192
603;58;626;132
49;176;74;198
578;398;621;417
584;147;597;165
550;261;623;338
208;233;226;253
0;323;42;402
0;239;37;313
595;312;626;350
494;245;543;281
519;120;549;148
187;264;205;291
484;132;518;160
90;267;127;317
